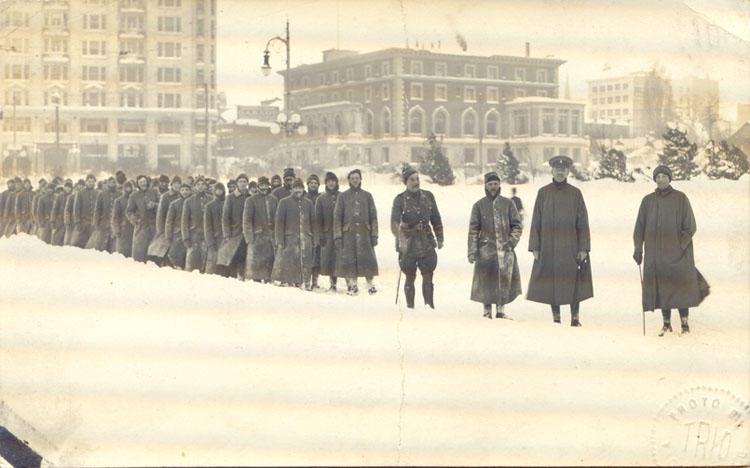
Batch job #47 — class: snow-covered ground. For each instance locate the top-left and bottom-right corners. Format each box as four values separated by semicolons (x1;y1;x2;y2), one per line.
1;177;748;466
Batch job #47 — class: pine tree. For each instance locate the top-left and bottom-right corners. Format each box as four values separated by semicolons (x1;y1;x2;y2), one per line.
419;134;455;186
658;127;699;180
496;142;528;184
594;148;634;181
704;140;750;180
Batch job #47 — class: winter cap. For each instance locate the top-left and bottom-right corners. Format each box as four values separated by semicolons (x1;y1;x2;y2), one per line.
195;177;208;186
548;155;573;169
292;178;305;189
135;175;149;184
283;167;296;179
180;183;192;190
347;168;362;180
258;176;270;186
159;174;170;184
38;178;47;184
402;165;418;184
227;178;237;187
75;179;85;187
54;185;64;193
214;182;226;192
85;174;96;181
652;165;672;181
236;173;249;182
324;172;338;183
123;181;134;191
307;174;319;184
248;180;258;189
271;174;281;182
171;175;182;185
115;170;127;185
484;171;501;184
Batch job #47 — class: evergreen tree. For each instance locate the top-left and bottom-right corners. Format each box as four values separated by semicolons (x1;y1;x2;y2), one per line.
594;147;634;181
658;127;699;180
496;142;528;184
419;134;455;186
703;140;750;180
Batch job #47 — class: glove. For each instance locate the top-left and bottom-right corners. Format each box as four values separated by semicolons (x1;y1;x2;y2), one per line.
371;236;378;247
633;250;642;265
468;252;476;264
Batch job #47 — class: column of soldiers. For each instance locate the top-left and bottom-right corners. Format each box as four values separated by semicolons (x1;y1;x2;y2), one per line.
0;154;709;335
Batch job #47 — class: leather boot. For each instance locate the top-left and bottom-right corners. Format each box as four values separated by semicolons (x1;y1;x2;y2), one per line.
571;303;582;327
483;304;492;319
422;273;434;309
404;283;415;308
551;305;561;323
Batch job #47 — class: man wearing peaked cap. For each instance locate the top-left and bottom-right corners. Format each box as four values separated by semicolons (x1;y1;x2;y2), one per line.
392;166;444;309
527;155;593;327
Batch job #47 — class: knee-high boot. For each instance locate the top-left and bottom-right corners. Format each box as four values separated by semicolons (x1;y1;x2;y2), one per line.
404;274;416;308
422;272;434;309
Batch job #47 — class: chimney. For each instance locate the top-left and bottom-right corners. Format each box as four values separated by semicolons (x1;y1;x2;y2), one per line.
525;42;530;57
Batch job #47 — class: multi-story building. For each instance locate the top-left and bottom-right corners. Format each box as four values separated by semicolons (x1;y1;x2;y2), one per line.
0;0;218;176
672;76;719;129
276;47;587;173
586;73;647;137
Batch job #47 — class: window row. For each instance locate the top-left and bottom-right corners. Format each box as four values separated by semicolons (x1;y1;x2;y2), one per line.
590;109;630;119
406;61;550;82
592;95;629;105
591;83;630;92
0;118;187;134
407;106;501;137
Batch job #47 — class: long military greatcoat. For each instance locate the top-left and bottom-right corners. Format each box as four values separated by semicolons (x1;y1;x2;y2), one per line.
218;190;250;266
468;193;523;305
89;188;118;252
2;191;19;237
633;186;709;311
14;189;33;234
527;180;593;305
71;187;97;248
126;188;159;262
148;190;181;258
306;190;321;268
165;197;187;268
0;188;9;234
314;189;339;276
111;192;133;258
332;186;379;278
271;195;314;284
63;191;76;245
50;191;69;246
182;191;210;272
243;192;278;281
203;195;224;274
36;192;55;243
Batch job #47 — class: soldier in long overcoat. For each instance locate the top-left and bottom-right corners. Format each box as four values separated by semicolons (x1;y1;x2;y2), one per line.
126;175;159;263
36;183;56;244
70;174;98;248
203;182;226;276
468;172;523;319
182;178;210;272
633;165;709;336
2;178;22;237
89;177;118;252
242;176;278;282
149;176;182;262
305;174;322;287
165;184;191;269
50;181;72;246
0;178;16;236
30;178;46;237
333;169;379;295
271;178;315;288
112;181;134;258
314;172;340;291
14;178;34;235
392;166;444;309
271;168;295;201
527;156;593;327
219;173;251;279
63;180;83;245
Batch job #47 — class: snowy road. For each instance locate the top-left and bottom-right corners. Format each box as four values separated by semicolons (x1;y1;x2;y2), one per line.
1;177;748;465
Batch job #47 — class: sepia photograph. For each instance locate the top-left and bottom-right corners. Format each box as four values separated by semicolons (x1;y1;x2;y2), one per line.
0;0;749;466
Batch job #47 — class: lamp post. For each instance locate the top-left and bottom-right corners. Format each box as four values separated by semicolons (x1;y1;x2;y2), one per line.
52;92;61;153
261;20;307;164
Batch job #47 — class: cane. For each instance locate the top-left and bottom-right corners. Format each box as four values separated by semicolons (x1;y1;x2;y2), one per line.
638;263;645;336
395;267;402;305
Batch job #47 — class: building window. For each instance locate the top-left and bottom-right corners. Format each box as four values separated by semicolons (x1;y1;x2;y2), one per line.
382;107;391;135
334;114;345;135
331;70;339;83
409;107;425;135
410;83;423;100
5;88;29;106
435;62;447;77
5;64;30;79
487;65;498;79
80;118;108;133
364;111;374;135
513;110;529;135
514;88;526;98
433;108;448;135
381;61;390;76
364;64;372;78
118;119;146;134
195;44;205;62
623;108;629;115
464;148;476;164
82;88;106;107
464;86;476;102
557;110;569;135
43;64;68;81
158;0;182;6
537;90;548;97
158;93;181;108
615;95;621;103
44;119;69;133
623;95;629;102
487;87;499;103
157;16;182;32
82;40;106;56
82;66;106;81
345;67;353;81
157;42;182;58
462;110;477;136
3;118;31;132
537;69;548;83
464;64;476;78
623;83;629;90
514;68;526;81
364;86;372;102
157;120;182;134
44;88;68;105
381;84;390;100
44;38;68;54
157;67;182;83
411;60;423;75
435;84;447;101
571;110;580;135
382;147;390;163
119;65;144;82
607;85;613;91
120;90;143;107
43;11;67;28
485;111;499;137
83;14;107;30
615;83;621;90
120;38;144;56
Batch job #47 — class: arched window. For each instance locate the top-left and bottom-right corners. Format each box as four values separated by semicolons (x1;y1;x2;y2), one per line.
433;107;448;135
334;114;345;135
364;110;374;135
382;107;392;135
409;106;425;135
462;109;477;136
485;110;499;137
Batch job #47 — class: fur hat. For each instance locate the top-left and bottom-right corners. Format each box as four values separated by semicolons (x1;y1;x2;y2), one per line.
324;171;338;183
292;178;305;189
171;175;182;185
248;180;258;189
484;171;501;184
652;165;672;181
283;167;296;179
347;168;362;180
258;176;270;186
64;180;73;188
115;170;127;185
402;165;418;184
123;181;134;191
227;178;237;187
213;182;226;192
307;174;319;184
236;173;249;182
85;174;96;181
159;174;170;184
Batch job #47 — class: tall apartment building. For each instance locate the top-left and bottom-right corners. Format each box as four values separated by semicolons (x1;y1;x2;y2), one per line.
0;0;218;176
277;47;588;173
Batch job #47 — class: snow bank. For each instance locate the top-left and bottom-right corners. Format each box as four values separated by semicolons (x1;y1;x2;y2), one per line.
1;178;748;466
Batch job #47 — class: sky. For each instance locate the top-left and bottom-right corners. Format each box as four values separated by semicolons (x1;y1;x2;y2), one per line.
216;0;750;121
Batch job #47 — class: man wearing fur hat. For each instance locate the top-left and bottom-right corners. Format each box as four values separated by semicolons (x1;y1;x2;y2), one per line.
112;181;134;258
71;174;97;247
242;176;278;282
182;177;211;272
527;156;593;327
333;169;379;295
468;171;522;318
219;173;251;279
126;175;160;262
157;174;170;195
270;174;282;191
272;178;315;289
50;180;73;246
149;176;182;262
633;165;709;336
164;183;191;269
272;167;295;201
204;182;226;276
392;166;444;308
88;176;118;252
315;172;341;291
